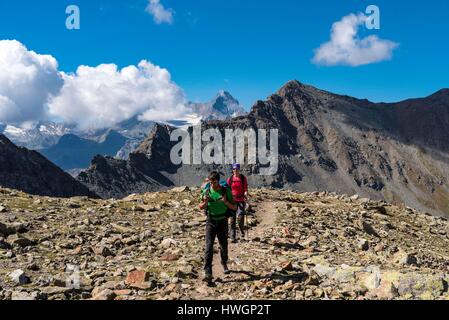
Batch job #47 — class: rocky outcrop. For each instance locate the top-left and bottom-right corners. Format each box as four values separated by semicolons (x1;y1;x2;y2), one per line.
0;135;97;198
78;80;449;217
0;187;448;300
77;124;179;199
77;154;174;199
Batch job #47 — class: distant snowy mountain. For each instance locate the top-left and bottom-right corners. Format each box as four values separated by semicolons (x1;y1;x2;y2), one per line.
1;92;244;168
115;93;242;159
1;121;73;150
189;91;246;121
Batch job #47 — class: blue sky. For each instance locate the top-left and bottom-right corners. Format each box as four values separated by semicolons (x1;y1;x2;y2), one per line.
0;0;448;110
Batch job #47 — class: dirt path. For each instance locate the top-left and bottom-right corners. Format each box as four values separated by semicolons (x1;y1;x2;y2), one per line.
211;200;279;279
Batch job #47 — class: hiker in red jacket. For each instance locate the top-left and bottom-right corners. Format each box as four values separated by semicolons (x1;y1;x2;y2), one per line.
227;163;249;243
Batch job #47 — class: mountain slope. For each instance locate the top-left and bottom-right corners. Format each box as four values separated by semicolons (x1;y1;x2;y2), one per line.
40;130;127;170
78;81;449;216
0;134;97;198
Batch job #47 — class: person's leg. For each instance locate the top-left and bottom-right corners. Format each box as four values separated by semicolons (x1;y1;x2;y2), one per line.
204;220;217;279
230;211;237;242
217;219;229;269
237;202;246;237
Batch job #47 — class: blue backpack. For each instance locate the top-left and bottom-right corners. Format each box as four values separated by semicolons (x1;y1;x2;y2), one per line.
203;180;229;191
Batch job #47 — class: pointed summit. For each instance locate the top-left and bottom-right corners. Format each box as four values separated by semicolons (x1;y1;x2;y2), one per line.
215;90;238;103
277;80;313;98
189;91;246;121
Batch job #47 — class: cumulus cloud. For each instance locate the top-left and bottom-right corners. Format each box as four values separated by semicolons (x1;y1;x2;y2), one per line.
0;40;63;125
145;0;174;25
0;40;189;131
313;13;399;67
48;60;188;131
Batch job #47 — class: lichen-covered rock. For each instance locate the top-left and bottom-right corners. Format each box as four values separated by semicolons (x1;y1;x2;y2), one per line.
397;274;445;299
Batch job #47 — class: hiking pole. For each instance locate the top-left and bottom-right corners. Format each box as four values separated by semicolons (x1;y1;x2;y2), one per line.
246;212;250;241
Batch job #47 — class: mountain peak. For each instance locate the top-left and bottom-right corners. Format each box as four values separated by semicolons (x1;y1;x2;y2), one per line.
278;80;309;97
190;91;246;121
216;90;234;99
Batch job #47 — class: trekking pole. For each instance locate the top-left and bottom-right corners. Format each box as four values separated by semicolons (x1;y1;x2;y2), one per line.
246;212;249;241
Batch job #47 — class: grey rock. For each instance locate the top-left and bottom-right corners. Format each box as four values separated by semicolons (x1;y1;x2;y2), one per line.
7;234;35;247
11;291;40;300
9;269;31;285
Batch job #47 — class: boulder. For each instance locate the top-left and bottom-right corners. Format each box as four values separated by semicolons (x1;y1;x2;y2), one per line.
7;234;35;247
397;274;445;299
9;269;31;285
125;270;150;286
11;291;40;300
160;238;177;249
357;239;370;251
94;245;114;257
394;250;419;266
91;289;116;301
171;186;190;193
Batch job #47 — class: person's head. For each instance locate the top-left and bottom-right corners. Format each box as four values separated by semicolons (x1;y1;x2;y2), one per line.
208;171;220;189
232;163;241;176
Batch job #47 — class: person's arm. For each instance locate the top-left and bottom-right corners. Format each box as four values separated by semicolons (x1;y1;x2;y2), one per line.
199;191;209;210
199;199;208;210
222;189;237;211
244;177;249;199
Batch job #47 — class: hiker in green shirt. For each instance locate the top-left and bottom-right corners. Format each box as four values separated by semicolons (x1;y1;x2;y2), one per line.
199;171;237;283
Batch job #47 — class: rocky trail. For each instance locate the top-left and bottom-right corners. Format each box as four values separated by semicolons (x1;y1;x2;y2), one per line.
210;200;279;286
1;187;449;300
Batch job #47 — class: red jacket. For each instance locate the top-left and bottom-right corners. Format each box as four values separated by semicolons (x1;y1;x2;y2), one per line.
227;175;248;203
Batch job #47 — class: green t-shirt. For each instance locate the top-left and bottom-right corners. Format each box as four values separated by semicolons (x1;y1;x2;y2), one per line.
201;186;234;220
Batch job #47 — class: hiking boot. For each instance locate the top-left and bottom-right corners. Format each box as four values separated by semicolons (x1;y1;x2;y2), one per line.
223;265;230;275
203;271;213;283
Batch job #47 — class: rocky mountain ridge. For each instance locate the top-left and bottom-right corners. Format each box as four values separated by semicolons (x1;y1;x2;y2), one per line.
78;80;449;217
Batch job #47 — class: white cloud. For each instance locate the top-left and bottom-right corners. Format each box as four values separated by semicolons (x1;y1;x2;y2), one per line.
0;40;190;131
313;13;399;67
0;40;63;124
48;60;188;131
145;0;174;25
